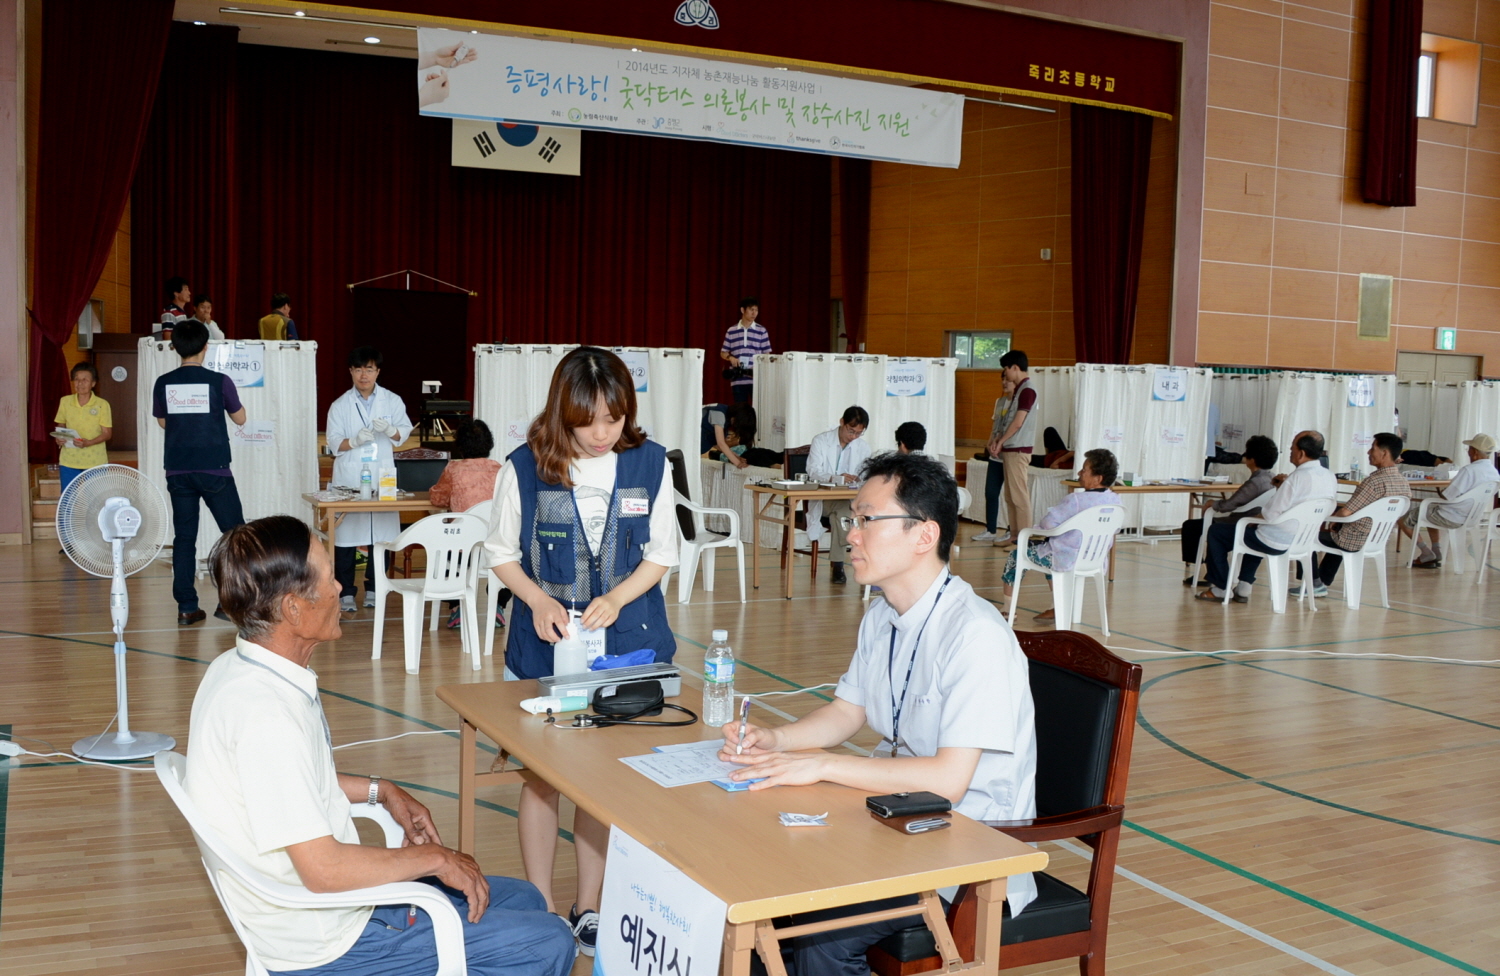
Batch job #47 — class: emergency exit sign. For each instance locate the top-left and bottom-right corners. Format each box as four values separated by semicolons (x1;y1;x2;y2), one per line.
1436;327;1457;351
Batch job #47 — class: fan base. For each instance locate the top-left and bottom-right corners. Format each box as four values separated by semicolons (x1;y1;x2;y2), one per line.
73;731;176;762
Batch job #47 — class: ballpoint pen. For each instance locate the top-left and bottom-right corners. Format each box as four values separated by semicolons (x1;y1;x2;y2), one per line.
735;696;751;755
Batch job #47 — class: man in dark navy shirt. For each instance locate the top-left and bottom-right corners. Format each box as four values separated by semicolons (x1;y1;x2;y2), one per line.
152;320;247;625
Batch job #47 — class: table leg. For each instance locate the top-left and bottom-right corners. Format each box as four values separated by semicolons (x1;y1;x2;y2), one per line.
785;499;799;600
722;921;756;976
326;511;346;559
458;718;477;855
752;499;762;590
972;879;1006;975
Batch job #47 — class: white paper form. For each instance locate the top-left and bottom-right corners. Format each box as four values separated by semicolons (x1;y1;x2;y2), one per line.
620;740;743;788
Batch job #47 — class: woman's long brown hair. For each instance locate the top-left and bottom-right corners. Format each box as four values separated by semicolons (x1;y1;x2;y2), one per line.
527;347;646;487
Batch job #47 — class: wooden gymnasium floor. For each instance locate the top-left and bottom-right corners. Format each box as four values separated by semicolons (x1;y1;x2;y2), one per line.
0;528;1497;976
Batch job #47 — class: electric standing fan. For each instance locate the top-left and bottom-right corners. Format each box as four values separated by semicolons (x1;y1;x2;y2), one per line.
56;463;176;760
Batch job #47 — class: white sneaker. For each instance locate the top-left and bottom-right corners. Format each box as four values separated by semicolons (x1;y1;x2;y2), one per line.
971;530;997;542
991;533;1014;546
363;591;376;608
340;595;356;613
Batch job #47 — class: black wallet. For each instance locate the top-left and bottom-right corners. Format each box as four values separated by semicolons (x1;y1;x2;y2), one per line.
866;791;952;819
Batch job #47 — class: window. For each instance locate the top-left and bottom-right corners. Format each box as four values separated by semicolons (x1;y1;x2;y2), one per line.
1416;51;1436;118
1417;34;1481;126
948;330;1012;369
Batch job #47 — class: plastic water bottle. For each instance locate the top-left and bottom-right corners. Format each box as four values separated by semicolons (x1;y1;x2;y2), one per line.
359;463;373;499
703;629;736;727
553;611;589;677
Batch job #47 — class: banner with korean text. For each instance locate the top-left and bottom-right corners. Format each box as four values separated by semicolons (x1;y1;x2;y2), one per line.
594;827;725;976
417;28;963;168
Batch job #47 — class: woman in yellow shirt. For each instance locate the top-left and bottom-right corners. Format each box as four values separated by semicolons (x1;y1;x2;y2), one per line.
53;362;113;493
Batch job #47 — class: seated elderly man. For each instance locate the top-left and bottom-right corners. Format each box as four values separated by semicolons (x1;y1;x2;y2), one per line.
1295;432;1411;596
1399;433;1500;568
1180;434;1277;587
1197;430;1337;603
1001;448;1122;622
189;515;575;976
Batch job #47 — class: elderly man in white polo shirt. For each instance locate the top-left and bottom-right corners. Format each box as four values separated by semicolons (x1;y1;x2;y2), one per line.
720;451;1037;976
1399;432;1500;567
188;515;574;976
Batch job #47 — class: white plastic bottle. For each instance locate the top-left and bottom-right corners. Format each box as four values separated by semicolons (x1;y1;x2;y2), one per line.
553;611;589;677
359;462;373;499
703;629;735;727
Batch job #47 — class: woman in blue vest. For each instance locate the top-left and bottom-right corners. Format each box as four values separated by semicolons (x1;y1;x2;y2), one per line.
485;346;678;955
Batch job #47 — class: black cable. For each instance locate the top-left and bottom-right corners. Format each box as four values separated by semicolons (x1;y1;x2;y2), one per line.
571;703;699;728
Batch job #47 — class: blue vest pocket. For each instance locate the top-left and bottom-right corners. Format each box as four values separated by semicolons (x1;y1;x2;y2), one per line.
535;522;575;584
615;515;650;576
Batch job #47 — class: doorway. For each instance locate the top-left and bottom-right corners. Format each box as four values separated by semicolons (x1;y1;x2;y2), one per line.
1396;352;1480;384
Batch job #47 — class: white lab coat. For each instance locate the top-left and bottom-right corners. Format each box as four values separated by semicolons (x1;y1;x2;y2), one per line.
325;384;413;546
804;427;872;543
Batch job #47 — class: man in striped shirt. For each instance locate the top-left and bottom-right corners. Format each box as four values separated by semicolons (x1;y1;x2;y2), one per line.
720;296;771;404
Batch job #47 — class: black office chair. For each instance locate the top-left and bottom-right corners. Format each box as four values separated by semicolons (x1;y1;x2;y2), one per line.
868;630;1142;976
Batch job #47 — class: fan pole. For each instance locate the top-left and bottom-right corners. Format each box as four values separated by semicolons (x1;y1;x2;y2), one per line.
73;540;176;761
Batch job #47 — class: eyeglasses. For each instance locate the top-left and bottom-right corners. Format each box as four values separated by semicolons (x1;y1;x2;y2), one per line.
839;513;921;532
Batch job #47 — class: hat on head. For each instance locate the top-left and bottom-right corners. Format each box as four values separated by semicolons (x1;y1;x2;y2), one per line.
1463;433;1496;454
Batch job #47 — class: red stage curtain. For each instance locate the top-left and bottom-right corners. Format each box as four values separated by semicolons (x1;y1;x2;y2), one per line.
131;22;240;335
838;159;871;351
1363;0;1422;207
28;0;173;460
189;43;829;418
1070;104;1153;364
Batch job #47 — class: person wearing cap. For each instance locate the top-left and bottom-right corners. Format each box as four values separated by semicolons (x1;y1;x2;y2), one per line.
1398;432;1500;568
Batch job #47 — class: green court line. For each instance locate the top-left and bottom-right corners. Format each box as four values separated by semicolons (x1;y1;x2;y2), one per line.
1228;660;1500;731
1137;664;1500;845
1124;818;1496;976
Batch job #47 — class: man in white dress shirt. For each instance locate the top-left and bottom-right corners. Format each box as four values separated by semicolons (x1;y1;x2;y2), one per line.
806;405;872;584
1399;432;1500;567
1200;430;1337;603
721;451;1037;976
325;346;413;611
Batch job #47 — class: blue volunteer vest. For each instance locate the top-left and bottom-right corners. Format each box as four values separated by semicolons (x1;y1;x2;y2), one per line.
156;364;232;472
505;441;676;679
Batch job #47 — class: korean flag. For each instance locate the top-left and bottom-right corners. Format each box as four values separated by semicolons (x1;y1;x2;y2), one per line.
451;119;581;176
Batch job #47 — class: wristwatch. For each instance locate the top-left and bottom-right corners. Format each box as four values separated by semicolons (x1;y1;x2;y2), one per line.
367;775;382;806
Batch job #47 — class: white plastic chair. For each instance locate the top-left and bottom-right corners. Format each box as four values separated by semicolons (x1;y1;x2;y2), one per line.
667;489;746;604
154;752;466;976
1477;507;1500;584
1406;481;1499;573
1224;497;1335;612
1006;504;1124;636
1312;495;1409;609
463;500;511;663
373;513;489;674
1188;488;1276;588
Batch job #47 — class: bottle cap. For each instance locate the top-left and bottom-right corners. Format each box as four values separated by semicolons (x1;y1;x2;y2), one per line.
712;629;728;641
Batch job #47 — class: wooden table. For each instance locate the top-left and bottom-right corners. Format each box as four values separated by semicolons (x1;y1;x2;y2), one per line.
301;491;445;558
745;483;860;599
435;680;1048;976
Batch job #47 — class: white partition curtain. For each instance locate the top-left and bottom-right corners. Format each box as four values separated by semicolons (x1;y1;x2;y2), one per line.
1400;381;1465;456
1209;373;1273;454
1267;373;1340;475
1327;374;1397;474
471;343;703;492
1025;366;1076;451
753;351;958;466
1455;381;1500;459
136;338;320;562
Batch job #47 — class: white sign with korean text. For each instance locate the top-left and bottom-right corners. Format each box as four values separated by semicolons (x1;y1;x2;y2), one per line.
595;826;725;976
1101;426;1124;447
1151;367;1187;402
418;28;963;168
231;420;276;447
1347;376;1375;408
885;360;927;397
203;343;267;388
615;349;651;393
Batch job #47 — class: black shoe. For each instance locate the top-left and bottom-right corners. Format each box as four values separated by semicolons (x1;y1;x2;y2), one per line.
212;606;231;622
568;904;598;957
830;562;847;584
177;609;207;626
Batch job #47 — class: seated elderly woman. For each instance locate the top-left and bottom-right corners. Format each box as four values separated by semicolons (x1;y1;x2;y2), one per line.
1001;448;1122;622
187;515;575;976
1179;434;1278;586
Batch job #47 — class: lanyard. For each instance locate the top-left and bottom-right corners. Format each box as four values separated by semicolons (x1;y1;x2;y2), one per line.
886;575;952;759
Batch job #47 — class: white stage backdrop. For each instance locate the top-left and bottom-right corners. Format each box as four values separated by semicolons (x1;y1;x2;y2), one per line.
753;352;957;467
136;338;320;562
1456;381;1500;459
472;344;704;493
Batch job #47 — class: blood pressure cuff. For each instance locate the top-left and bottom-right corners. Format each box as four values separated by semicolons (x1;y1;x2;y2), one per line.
592;679;665;717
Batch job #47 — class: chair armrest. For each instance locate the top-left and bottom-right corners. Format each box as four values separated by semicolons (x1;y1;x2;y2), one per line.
982;804;1124;842
351;802;407;848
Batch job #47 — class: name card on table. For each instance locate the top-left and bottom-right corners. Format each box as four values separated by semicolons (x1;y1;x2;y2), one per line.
595;826;725;976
